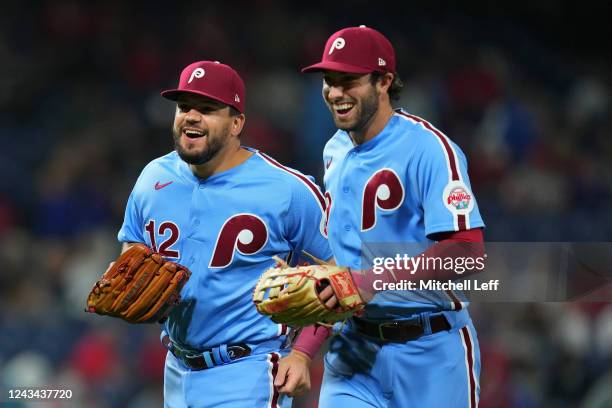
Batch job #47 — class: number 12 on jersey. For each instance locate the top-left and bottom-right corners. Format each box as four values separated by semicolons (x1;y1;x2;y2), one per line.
145;219;180;258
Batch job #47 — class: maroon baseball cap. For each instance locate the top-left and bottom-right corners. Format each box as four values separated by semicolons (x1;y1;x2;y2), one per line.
302;25;396;74
161;61;245;113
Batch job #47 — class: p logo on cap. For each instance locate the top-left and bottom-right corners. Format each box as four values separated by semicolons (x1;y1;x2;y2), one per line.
188;68;205;84
328;37;345;55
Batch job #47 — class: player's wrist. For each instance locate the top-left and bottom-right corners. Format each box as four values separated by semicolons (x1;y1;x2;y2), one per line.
347;268;375;301
289;349;312;365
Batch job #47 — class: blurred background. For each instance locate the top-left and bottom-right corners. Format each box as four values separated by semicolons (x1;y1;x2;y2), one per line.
1;0;611;407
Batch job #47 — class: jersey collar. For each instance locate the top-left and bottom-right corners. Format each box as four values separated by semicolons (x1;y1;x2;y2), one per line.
344;113;400;153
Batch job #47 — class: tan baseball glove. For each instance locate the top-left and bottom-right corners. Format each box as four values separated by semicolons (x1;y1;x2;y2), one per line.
86;243;191;323
253;258;365;327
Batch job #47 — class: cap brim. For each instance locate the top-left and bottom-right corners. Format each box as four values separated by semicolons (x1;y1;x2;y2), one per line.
160;89;230;106
301;61;373;74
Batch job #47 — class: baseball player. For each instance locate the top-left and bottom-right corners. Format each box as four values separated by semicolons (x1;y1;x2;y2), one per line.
300;26;485;407
117;60;332;407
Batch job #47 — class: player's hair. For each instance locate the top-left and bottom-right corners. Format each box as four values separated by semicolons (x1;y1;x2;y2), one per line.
370;72;404;101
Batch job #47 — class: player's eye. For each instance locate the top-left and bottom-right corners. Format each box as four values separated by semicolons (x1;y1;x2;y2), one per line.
323;75;356;89
178;103;190;113
323;77;337;87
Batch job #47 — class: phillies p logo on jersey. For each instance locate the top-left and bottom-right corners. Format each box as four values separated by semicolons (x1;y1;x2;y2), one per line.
362;168;405;231
209;214;269;268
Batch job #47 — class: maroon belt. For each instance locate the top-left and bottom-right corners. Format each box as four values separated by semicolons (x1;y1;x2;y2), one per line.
353;314;451;342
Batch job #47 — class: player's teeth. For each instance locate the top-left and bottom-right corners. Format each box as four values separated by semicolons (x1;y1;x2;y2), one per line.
334;103;353;111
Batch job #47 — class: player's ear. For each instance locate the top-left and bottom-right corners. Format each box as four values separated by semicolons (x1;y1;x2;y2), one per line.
231;113;246;137
377;72;394;94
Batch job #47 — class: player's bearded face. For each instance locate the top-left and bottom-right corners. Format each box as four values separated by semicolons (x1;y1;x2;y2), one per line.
172;96;232;165
322;73;379;134
173;123;228;165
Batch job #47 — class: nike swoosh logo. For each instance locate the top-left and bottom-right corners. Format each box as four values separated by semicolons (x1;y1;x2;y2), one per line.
155;181;173;190
325;158;333;169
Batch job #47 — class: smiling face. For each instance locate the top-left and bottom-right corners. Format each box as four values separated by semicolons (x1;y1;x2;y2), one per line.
172;93;236;165
322;72;380;141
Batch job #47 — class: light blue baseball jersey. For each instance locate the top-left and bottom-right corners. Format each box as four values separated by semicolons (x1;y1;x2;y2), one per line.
323;110;485;317
118;147;332;349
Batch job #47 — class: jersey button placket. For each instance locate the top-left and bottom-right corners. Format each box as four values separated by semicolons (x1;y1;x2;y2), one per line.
338;150;356;233
344;150;356;195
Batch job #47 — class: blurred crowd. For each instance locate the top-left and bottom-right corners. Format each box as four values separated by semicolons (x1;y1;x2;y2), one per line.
0;1;610;407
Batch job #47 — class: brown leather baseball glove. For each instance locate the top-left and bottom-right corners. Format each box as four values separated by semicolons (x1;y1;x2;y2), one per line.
86;243;191;323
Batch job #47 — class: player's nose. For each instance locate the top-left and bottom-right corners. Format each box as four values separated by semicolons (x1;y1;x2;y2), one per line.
185;109;202;123
326;85;344;101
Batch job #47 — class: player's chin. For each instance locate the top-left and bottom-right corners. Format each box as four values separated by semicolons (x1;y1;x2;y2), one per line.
179;137;207;153
176;146;211;165
334;116;357;131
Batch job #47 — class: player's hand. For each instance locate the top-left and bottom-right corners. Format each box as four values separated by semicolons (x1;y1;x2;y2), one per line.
317;285;340;309
274;350;311;397
317;269;373;308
